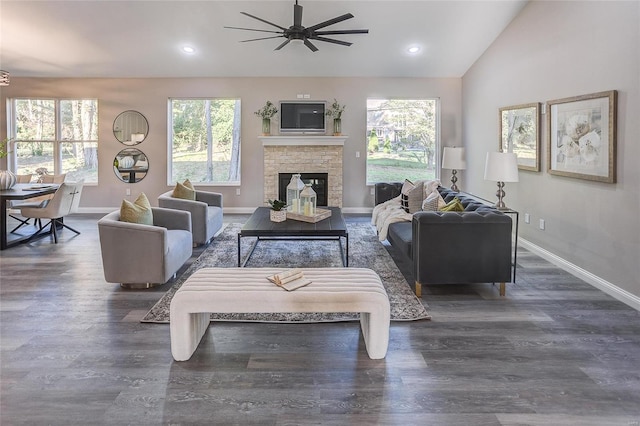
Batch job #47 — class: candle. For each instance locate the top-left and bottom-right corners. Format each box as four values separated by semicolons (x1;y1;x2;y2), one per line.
292;199;299;213
304;201;311;216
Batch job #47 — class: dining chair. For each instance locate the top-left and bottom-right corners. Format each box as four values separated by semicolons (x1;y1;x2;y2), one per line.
8;174;37;232
19;180;84;244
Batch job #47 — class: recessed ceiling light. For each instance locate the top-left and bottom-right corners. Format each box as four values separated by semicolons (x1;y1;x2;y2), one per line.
182;46;196;54
407;46;421;54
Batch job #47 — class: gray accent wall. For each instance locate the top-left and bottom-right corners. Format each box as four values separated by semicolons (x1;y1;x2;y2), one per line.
461;1;640;301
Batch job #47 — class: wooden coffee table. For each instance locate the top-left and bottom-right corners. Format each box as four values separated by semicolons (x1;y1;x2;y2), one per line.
238;206;349;267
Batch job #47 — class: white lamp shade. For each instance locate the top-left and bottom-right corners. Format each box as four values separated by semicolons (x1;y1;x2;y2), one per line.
442;147;466;170
484;152;519;182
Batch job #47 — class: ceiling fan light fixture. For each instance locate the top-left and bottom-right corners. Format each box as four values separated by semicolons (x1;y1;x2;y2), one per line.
182;45;196;54
407;45;421;54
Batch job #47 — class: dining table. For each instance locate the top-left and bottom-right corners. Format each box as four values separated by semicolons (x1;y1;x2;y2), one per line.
0;183;59;250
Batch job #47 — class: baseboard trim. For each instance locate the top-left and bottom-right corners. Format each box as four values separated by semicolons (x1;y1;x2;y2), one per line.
519;238;640;311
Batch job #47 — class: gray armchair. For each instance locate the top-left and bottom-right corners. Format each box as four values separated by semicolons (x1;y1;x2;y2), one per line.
98;207;193;288
158;189;223;246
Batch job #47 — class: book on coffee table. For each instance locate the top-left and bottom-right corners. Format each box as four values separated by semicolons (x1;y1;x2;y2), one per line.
267;268;311;291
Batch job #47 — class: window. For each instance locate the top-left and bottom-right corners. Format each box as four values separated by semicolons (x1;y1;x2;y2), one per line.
11;99;98;183
169;98;241;185
366;98;439;184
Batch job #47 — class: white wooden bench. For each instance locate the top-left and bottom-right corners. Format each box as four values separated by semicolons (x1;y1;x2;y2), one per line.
170;267;390;361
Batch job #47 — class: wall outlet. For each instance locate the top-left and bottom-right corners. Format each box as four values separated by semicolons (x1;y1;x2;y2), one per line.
126;188;131;196
303;94;310;99
356;151;360;158
524;213;530;224
236;188;241;196
296;94;304;99
370;187;375;196
539;219;545;230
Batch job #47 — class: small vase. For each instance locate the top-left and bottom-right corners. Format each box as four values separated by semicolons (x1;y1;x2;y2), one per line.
333;118;342;136
262;118;271;136
0;170;16;190
270;209;286;222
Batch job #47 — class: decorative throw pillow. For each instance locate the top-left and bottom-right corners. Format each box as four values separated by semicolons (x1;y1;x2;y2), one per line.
406;180;426;214
423;179;441;200
400;179;415;213
439;197;465;212
422;190;446;211
120;192;153;225
172;179;196;200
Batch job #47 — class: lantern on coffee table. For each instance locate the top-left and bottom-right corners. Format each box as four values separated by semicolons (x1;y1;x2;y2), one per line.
300;184;317;216
286;173;305;214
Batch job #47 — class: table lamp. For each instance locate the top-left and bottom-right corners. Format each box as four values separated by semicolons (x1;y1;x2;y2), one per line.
441;147;466;192
484;152;519;210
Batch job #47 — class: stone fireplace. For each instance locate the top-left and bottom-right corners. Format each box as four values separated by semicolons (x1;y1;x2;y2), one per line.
261;136;347;207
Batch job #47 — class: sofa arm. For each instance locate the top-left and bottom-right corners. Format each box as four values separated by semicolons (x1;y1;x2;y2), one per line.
152;207;192;232
196;190;223;208
412;210;512;285
374;182;403;205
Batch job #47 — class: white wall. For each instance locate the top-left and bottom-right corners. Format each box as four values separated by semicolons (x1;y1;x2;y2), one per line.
462;1;640;300
0;77;461;210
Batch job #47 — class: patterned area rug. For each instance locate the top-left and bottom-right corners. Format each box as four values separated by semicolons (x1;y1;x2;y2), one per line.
141;222;430;323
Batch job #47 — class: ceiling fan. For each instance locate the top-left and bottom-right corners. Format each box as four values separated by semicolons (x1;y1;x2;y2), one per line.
224;0;369;52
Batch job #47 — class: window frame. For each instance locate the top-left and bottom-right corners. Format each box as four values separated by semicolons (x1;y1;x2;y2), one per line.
365;97;441;185
167;97;242;187
8;97;99;183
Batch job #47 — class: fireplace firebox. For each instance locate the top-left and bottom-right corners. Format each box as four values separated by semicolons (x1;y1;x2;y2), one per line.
279;173;328;207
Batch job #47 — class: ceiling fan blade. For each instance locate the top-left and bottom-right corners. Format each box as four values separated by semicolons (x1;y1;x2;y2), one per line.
240;35;286;43
304;39;319;52
224;26;283;34
275;39;291;50
313;29;369;35
294;2;303;27
310;36;353;47
240;12;287;31
306;13;354;32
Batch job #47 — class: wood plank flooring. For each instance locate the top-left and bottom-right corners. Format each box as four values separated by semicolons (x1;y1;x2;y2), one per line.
1;213;639;425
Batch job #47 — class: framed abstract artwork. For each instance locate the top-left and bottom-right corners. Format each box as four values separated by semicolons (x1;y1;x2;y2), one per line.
547;90;617;183
499;102;540;172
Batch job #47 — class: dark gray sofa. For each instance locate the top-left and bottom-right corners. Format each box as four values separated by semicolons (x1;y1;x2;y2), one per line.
375;183;513;297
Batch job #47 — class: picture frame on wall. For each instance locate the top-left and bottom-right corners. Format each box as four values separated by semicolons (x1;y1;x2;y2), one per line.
499;102;540;172
547;90;617;183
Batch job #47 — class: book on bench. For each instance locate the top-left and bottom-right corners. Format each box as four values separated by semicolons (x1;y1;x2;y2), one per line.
266;268;311;291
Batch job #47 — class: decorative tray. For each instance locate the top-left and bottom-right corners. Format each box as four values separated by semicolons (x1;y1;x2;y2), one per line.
286;208;332;223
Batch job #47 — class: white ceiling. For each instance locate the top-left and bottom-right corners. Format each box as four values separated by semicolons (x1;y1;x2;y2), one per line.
0;0;528;79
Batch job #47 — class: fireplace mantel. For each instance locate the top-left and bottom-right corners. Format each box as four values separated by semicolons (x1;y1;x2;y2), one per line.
260;135;348;146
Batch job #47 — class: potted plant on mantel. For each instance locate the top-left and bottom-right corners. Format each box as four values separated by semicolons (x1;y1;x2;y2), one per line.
326;98;345;136
0;138;16;190
267;199;287;222
255;101;278;136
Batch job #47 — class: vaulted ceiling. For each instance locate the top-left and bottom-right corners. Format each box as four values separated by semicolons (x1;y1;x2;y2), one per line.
1;0;528;79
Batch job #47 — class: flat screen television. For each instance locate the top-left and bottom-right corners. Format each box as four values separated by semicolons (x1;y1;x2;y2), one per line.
279;101;326;134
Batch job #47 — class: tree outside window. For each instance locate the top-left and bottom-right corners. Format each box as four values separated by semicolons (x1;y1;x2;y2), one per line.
169;99;241;185
366;98;439;184
12;99;98;183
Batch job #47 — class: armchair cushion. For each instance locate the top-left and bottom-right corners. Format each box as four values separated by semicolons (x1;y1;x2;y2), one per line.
120;193;153;225
172;180;196;200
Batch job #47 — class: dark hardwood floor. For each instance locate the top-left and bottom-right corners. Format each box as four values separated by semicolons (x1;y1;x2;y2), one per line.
1;213;639;425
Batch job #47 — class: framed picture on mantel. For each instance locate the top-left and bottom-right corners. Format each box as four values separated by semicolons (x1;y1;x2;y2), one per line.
547;90;617;183
499;102;540;172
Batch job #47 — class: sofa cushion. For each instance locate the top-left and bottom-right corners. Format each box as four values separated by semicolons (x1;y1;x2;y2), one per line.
422;190;446;211
173;179;196;200
120;193;153;225
440;197;465;212
387;221;413;260
400;179;415;213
